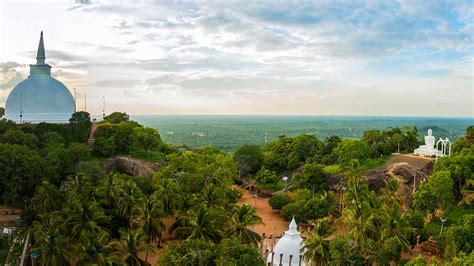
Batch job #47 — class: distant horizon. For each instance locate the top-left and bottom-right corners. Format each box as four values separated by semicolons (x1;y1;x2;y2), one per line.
130;114;474;119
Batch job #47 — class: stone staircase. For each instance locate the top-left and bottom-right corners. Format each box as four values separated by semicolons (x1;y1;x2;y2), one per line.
86;122;98;150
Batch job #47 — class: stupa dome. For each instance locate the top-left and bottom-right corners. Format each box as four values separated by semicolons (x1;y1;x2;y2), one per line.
267;217;307;266
4;31;75;123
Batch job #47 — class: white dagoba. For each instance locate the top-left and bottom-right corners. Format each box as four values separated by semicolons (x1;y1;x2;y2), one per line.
266;217;307;266
414;129;443;157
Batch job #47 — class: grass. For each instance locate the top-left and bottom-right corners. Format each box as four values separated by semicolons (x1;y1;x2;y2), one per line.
257;181;285;192
323;156;390;175
359;156;391;171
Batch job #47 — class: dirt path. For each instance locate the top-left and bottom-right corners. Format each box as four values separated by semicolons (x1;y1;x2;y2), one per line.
237;187;289;237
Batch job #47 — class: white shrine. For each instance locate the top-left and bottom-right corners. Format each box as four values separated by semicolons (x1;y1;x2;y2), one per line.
414;129;451;157
266;218;307;266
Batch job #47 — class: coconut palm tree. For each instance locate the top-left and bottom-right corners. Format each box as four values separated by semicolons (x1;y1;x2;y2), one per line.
108;229;152;266
226;204;263;244
31;180;62;215
319;191;341;218
171;204;225;243
61;173;94;201
62;198;110;241
134;196;166;262
117;180;142;228
302;218;335;265
381;179;402;208
153;177;180;214
378;206;414;255
96;173;121;209
75;230;112;266
32;217;70;266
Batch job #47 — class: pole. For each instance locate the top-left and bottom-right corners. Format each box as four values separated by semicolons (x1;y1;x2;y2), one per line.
74;88;77;112
84;93;87;112
19;94;23;124
102;96;105;118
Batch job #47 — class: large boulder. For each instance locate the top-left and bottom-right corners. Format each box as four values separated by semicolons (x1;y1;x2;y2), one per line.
104;156;161;177
365;154;434;207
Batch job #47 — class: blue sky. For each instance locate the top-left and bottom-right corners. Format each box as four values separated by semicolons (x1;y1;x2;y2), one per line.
1;0;473;116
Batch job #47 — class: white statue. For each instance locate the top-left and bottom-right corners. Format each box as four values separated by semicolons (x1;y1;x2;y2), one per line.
414;129;444;157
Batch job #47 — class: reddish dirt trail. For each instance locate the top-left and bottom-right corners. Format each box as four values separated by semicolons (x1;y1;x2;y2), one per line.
237;187;289;237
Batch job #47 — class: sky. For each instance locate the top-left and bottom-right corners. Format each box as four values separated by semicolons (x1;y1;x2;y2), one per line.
0;0;473;116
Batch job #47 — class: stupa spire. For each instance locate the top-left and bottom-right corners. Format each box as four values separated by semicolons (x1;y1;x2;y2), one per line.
36;31;46;65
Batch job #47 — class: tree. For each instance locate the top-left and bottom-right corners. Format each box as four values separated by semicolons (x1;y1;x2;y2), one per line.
132;126;161;158
158;239;215;265
171;205;225;243
413;170;454;217
135;197;166;262
108;229;152;266
69;111;91;126
301;163;327;193
1;128;39;149
31;181;63;215
335;139;372;167
380;179;402;209
234;144;264;176
153;177;180;214
328;235;363;265
255;168;279;185
215;239;265;265
269;193;291;212
405;255;426;266
302;218;335;265
93;136;116;157
0;143;50;206
0;107;4;117
32;217;70;266
104;112;130;124
226;204;263;244
75;231;112;265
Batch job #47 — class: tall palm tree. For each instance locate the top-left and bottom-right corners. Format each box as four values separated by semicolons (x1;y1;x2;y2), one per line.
226;204;263;244
201;184;226;208
134;196;166;262
32;217;70;266
62;198;110;241
344;208;376;248
75;231;112;266
319;191;341;218
153;178;180;214
117;180;142;228
301;218;335;266
61;173;94;201
380;179;402;209
171;204;225;243
108;229;152;266
378;206;414;255
31;180;61;215
96;173;121;209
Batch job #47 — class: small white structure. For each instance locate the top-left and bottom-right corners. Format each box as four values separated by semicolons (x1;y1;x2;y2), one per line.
414;129;450;157
266;218;307;266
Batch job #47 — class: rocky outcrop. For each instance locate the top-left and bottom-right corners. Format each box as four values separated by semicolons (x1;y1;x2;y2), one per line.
104;156;162;177
365;154;435;207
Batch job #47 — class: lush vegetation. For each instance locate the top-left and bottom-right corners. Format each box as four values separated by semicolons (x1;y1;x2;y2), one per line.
0;111;472;265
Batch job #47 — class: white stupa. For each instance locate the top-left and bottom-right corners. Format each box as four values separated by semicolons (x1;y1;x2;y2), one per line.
4;32;75;124
267;217;306;266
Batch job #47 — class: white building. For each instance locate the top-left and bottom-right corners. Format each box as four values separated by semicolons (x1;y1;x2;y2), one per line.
267;217;307;266
4;32;75;123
